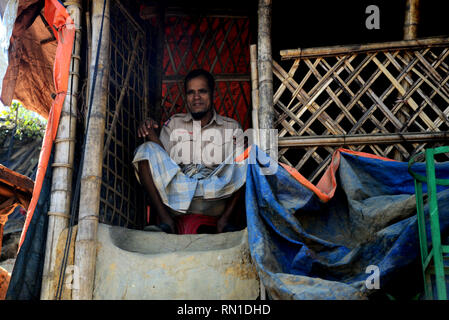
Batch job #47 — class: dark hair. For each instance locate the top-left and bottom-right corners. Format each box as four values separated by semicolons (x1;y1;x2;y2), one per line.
184;69;215;97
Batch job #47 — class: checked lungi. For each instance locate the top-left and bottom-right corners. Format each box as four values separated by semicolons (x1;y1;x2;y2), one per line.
132;141;247;216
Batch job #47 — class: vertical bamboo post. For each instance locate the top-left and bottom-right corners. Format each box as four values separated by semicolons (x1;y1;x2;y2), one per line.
395;0;420;160
257;0;274;154
250;44;260;146
85;9;92;128
72;0;110;300
404;0;420;40
143;40;149;122
153;3;165;122
40;0;82;300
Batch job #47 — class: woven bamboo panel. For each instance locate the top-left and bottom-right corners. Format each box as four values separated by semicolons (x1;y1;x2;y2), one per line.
274;40;449;183
160;15;252;129
99;0;149;228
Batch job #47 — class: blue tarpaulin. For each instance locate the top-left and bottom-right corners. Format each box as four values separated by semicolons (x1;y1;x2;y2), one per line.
6;145;449;300
245;146;449;299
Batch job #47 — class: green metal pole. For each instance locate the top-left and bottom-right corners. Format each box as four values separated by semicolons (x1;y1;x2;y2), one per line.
425;148;447;300
414;179;431;298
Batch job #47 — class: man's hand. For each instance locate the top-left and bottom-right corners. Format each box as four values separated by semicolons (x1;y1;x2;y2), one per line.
138;118;161;144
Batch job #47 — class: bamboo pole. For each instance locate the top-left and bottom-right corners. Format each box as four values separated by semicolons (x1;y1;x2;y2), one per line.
280;36;449;60
85;9;92;127
257;0;274;153
143;39;149;123
250;44;260;146
72;0;110;300
404;0;420;40
162;74;250;83
394;0;420;160
278;131;449;148
40;0;82;300
153;3;165;122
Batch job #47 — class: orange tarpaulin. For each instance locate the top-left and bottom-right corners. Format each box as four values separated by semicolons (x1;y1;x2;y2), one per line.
18;0;75;248
280;148;398;203
235;145;397;204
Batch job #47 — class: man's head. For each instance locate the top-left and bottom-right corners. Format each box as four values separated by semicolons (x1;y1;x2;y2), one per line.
184;69;215;120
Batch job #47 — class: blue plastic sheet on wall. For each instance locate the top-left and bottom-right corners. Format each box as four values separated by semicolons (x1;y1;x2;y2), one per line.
245;146;449;299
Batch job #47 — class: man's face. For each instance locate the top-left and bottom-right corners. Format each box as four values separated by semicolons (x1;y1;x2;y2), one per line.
186;76;212;118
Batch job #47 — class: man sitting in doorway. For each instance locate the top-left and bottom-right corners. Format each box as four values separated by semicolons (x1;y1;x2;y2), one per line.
133;69;247;234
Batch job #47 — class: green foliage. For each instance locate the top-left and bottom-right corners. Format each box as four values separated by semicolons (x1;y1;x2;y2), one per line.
0;101;47;144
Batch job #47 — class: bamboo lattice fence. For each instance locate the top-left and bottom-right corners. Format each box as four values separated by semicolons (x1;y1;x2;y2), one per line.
76;3;253;229
160;14;252;129
273;37;449;183
99;0;150;228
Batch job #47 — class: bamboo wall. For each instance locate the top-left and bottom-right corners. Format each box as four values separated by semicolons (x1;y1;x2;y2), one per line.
77;1;449;229
160;14;252;129
273;38;449;183
98;0;151;228
76;1;253;230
